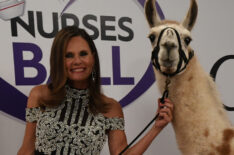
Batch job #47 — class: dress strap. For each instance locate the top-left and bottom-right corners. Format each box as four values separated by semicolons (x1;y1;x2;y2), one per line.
105;117;125;130
25;107;41;122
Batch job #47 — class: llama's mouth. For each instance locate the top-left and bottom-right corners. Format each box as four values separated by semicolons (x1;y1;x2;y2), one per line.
159;59;177;73
162;60;173;68
160;59;176;68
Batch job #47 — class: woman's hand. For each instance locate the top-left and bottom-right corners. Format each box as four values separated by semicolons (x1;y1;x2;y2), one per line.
154;98;174;129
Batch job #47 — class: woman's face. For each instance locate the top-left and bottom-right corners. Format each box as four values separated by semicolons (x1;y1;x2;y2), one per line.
65;36;95;89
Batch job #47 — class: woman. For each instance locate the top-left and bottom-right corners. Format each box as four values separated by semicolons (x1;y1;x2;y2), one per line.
18;26;174;155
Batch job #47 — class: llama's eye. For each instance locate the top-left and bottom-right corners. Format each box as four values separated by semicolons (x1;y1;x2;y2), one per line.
184;37;192;45
148;34;156;43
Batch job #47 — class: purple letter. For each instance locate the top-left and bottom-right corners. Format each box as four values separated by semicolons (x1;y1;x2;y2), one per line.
13;42;47;85
112;46;134;85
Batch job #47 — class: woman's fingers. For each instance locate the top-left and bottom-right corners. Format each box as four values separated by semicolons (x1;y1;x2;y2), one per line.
157;98;174;122
158;112;170;122
159;98;174;111
155;98;174;128
159;107;173;121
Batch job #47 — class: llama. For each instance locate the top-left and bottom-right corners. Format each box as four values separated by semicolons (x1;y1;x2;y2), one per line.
144;0;234;154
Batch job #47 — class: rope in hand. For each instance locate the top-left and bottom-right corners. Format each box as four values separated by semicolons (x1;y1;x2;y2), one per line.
119;76;171;155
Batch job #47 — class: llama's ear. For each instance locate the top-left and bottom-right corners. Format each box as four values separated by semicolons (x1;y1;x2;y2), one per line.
144;0;161;28
182;0;198;31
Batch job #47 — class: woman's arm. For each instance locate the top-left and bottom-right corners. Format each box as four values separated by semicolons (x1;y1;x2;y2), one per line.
17;85;45;155
17;123;36;155
107;98;174;155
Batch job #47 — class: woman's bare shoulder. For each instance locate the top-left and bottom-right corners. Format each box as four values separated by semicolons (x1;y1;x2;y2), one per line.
102;95;124;118
27;84;49;108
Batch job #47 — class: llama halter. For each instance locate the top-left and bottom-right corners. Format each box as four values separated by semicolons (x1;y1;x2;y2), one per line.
151;27;234;111
151;27;194;77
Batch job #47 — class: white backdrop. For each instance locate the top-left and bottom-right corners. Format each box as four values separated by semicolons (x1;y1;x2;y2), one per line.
0;0;234;155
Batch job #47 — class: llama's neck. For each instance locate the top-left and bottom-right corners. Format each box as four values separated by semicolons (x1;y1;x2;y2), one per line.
155;55;230;126
155;55;232;152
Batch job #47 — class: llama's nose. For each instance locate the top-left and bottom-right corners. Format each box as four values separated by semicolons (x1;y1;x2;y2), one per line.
163;42;176;52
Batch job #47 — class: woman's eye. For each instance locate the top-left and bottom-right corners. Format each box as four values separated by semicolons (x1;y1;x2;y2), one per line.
80;51;88;56
65;53;73;58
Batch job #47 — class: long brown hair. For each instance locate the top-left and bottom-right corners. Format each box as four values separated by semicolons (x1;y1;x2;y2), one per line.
43;26;108;114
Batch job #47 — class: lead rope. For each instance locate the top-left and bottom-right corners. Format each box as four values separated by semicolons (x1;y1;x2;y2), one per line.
119;76;171;155
160;76;170;103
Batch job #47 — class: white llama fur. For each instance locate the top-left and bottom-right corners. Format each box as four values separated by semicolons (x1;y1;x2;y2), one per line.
144;0;234;154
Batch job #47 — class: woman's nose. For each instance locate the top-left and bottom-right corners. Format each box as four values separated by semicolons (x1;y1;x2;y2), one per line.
73;56;82;65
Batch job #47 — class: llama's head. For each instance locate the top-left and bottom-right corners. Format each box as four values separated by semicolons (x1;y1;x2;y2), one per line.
144;0;198;76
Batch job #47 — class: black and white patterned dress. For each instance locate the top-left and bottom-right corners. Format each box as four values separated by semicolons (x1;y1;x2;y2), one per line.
26;85;124;155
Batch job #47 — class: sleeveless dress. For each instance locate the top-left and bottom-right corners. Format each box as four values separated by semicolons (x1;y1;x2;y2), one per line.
25;85;124;155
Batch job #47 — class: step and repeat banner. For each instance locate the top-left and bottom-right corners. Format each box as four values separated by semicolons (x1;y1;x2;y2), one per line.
0;0;234;154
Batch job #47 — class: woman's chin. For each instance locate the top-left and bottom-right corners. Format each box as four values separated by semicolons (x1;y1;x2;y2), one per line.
68;75;89;83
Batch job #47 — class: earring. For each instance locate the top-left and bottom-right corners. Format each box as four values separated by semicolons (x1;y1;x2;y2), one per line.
92;70;96;81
